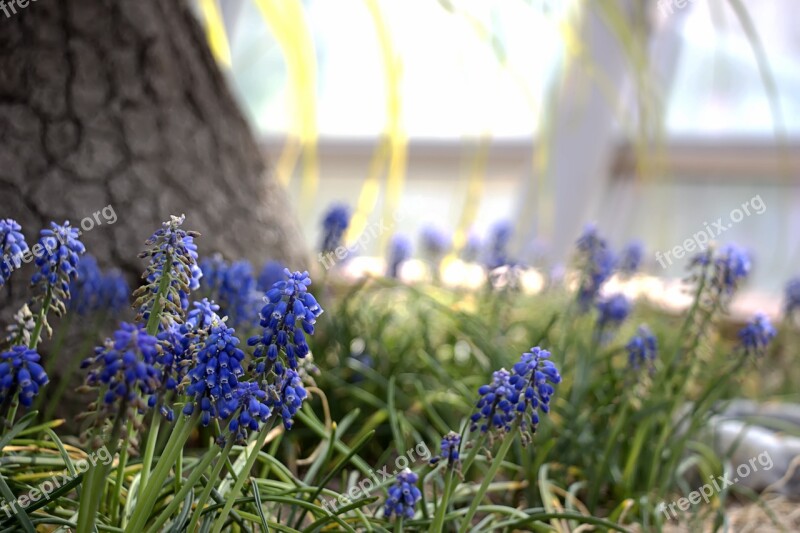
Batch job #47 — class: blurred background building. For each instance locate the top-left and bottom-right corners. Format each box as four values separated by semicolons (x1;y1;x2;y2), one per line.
199;0;798;292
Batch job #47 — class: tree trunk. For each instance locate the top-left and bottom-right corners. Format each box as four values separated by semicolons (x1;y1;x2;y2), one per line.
0;0;306;277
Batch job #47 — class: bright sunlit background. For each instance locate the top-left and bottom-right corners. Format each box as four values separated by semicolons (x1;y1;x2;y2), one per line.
195;0;799;293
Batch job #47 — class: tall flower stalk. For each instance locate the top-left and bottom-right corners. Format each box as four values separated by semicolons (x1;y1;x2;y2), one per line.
457;347;561;531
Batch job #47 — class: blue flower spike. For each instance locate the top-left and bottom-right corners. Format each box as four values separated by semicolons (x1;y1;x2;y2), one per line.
738;312;776;358
429;431;462;470
471;347;562;445
0;346;49;410
383;469;421;520
0;219;29;288
31;221;86;315
133;215;201;328
80;322;161;429
247;269;324;375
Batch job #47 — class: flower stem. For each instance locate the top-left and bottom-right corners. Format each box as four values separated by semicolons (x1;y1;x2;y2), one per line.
144;251;173;336
456;433;516;533
28;287;52;350
110;418;134;524
210;421;273;533
146;441;230;533
431;466;455;532
136;408;162;506
124;412;199;532
187;438;235;533
76;405;125;533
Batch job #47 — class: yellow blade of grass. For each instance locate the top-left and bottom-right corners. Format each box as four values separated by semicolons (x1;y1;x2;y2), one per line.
254;0;319;201
198;0;232;67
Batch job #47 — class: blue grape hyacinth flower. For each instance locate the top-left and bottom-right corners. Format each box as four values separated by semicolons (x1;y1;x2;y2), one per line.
199;254;229;295
225;381;272;444
70;257;130;315
81;323;161;423
783;277;800;318
99;271;130;313
266;368;307;430
383;469;421;520
692;243;751;296
714;244;751;293
247;269;323;374
183;321;246;426
486;220;514;270
257;260;285;292
627;325;658;371
596;293;632;330
219;260;260;327
31;221;86;312
429;431;461;468
0;219;29;288
575;224;615;312
134;215;200;327
618;240;644;276
0;346;49;409
471;347;562;443
320;204;351;253
68;255;104;315
738;312;776;358
420;225;450;259
387;234;412;278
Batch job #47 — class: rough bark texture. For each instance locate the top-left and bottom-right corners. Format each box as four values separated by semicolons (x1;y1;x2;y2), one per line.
0;0;306;276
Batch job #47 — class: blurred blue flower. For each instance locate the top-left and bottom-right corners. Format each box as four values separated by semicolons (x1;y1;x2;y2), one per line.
627;325;658;371
738;312;776;358
247;269;323;374
199;254;228;295
618;240;644;276
219;260;261;327
575;224;615;312
69;257;130;316
0;346;48;408
471;347;562;441
596;293;631;330
31;221;86;310
257;260;285;292
135;215;200;327
383;469;421;520
320;204;351;253
267;368;307;430
692;244;751;296
0;219;28;288
429;431;461;468
486;220;514;269
714;244;751;293
387;235;412;278
81;323;161;419
99;271;130;313
420;225;450;259
183;322;245;426
461;231;482;263
68;255;104;315
784;277;800;318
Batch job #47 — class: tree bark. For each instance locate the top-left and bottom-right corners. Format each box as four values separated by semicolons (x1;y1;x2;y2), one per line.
0;0;306;277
